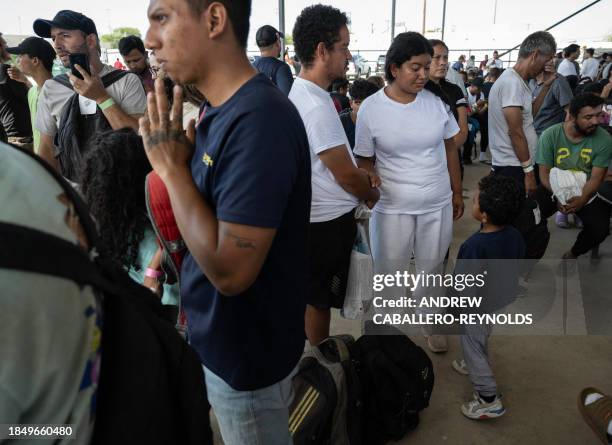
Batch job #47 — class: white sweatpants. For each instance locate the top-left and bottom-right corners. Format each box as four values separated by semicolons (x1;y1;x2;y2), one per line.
369;203;454;318
369;203;453;266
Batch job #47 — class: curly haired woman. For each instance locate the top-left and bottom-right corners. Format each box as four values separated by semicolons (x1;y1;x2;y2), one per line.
80;128;178;306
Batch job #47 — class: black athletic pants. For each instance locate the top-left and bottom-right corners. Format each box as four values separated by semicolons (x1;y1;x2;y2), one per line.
534;186;611;257
492;165;611;256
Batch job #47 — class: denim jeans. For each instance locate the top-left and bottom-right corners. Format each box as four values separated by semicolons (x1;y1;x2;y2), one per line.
204;366;295;445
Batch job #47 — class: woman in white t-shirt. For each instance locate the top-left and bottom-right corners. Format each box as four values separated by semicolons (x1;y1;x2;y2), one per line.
354;32;463;352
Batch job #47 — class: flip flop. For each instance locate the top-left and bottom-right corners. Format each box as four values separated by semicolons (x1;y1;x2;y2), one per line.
578;387;612;444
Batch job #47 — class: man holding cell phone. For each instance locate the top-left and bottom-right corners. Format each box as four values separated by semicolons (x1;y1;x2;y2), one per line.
33;10;146;173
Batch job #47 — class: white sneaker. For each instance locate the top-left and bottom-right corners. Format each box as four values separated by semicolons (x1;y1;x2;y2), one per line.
461;393;506;420
452;359;469;375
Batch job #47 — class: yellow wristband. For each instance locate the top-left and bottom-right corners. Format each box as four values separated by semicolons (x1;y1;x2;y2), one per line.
99;97;115;111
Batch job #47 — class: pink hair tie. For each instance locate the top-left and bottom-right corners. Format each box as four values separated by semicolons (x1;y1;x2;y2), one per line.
145;268;163;278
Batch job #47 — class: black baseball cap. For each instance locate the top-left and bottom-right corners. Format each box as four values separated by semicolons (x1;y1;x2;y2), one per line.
468;77;484;88
6;37;56;66
34;10;98;38
256;25;283;47
469;77;484;88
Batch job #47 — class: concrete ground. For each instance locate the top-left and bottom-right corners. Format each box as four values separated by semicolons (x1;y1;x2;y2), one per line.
212;158;612;444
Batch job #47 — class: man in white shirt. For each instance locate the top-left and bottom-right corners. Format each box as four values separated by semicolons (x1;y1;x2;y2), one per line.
557;44;580;77
581;48;599;81
488;31;557;195
486;50;504;70
289;4;380;345
33;10;146;174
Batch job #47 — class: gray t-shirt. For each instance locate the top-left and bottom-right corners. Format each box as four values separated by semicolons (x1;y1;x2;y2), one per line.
488;68;539;167
36;65;146;137
529;76;573;136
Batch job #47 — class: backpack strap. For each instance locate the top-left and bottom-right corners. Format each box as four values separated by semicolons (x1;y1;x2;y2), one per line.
0;220;173;322
0;221;110;294
327;337;350;363
101;69;129;88
53;74;74;90
52;69;128;90
271;62;282;83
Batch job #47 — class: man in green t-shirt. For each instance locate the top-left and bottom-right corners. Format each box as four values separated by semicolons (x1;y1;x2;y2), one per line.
6;37;55;154
535;93;612;259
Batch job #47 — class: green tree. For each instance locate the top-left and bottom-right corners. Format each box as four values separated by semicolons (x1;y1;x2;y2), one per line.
284;34;293;46
100;27;142;48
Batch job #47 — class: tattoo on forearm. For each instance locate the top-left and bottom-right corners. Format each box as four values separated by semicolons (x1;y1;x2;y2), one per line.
145;129;186;147
227;233;256;250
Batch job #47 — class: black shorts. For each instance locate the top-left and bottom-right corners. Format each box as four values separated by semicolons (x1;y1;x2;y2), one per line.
308;209;357;309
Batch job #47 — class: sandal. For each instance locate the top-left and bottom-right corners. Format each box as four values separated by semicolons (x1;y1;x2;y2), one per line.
578;387;612;444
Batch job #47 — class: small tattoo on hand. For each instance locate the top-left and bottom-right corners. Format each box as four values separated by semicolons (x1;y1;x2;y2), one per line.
145;129;186;147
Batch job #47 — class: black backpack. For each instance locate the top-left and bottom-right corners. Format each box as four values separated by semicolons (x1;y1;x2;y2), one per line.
290;327;434;445
289;335;363;445
53;70;128;182
356;323;435;445
0;147;213;445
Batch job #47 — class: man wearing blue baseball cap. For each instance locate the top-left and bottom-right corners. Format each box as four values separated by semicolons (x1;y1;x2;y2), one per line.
253;25;293;95
32;10;146;176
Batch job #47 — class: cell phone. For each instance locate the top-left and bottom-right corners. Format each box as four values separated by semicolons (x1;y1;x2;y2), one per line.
69;53;90;79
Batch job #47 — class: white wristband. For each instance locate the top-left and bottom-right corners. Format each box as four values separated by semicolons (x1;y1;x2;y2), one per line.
523;165;534;173
521;159;532;168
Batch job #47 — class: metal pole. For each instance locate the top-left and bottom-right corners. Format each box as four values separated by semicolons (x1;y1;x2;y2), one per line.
422;0;427;35
279;0;285;58
441;0;447;41
493;0;498;25
498;0;602;59
391;0;396;43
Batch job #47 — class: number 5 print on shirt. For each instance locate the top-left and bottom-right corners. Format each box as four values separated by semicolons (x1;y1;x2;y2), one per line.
580;148;592;165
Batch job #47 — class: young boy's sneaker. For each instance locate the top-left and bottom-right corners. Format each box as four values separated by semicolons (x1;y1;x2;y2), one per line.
461;393;506;420
452;359;469;375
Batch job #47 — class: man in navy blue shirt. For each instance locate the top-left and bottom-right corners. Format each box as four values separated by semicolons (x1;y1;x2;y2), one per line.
253;25;294;95
141;1;311;444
